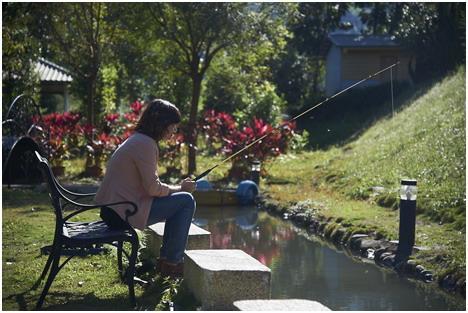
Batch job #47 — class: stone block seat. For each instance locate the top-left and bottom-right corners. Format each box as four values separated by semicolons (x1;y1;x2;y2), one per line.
233;299;331;311
143;222;211;261
183;249;271;310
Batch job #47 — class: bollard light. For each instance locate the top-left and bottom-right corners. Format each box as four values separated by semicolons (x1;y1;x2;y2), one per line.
250;160;261;186
400;179;418;201
396;179;417;263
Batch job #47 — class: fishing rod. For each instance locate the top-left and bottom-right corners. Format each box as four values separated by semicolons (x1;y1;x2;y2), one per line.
193;62;400;181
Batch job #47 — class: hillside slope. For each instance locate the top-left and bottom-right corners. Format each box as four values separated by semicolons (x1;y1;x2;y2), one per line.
261;66;466;293
311;66;466;229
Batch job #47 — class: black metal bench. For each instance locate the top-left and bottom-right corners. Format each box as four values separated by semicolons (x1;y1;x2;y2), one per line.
3;94;46;185
33;151;140;309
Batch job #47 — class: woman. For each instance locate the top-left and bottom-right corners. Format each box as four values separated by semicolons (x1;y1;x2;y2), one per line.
95;99;196;278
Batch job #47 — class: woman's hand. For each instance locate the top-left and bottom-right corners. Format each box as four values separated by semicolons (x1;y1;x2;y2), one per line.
180;177;196;193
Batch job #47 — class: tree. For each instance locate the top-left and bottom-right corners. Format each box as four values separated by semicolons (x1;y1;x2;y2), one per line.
2;3;40;111
358;3;465;80
99;4;192;112
204;3;290;126
148;3;253;174
271;3;347;113
36;3;117;125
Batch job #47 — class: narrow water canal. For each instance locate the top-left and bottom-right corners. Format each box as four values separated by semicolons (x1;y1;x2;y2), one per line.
193;205;465;311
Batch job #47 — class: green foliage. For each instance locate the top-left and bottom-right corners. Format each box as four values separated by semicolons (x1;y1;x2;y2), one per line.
2;3;41;111
232;81;286;126
204;5;291;125
357;3;465;81
271;3;348;111
33;3;119;124
289;129;310;152
101;65;118;114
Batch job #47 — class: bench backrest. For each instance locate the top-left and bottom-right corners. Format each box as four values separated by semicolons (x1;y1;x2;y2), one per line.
34;151;67;225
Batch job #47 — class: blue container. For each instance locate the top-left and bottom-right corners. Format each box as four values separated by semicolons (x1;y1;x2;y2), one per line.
196;179;213;191
236;180;259;205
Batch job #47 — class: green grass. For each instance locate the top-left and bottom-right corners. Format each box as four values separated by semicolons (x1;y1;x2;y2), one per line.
2;187;197;310
261;66;465;284
274;66;465;227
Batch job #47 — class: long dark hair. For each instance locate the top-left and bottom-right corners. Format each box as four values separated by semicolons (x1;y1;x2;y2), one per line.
135;99;181;141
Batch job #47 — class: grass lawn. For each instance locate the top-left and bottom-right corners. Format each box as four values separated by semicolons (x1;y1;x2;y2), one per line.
2;187;196;311
263;152;465;282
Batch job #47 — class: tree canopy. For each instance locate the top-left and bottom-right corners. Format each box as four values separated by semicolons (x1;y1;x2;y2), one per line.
3;2;464;174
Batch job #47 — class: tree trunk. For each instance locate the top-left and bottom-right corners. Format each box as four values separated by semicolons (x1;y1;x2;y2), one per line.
86;76;96;126
187;74;202;175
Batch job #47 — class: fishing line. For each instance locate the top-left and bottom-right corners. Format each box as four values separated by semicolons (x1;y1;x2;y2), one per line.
194;62;401;181
390;67;395;118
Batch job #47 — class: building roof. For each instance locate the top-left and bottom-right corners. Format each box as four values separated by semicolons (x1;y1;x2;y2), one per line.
328;34;400;48
35;58;73;83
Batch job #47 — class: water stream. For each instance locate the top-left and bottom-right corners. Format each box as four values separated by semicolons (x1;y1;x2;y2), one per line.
193;205;465;310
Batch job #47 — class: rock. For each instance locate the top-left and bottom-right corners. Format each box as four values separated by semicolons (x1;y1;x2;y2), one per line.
317;222;327;233
415;265;425;273
376;251;396;267
416;268;434;282
308;220;320;232
358;239;383;251
184;249;271;310
143;222;211;262
292;213;309;226
374;248;389;261
349;234;370;250
441;275;457;291
372;186;385;193
412;245;430;253
233;299;330;311
331;228;346;244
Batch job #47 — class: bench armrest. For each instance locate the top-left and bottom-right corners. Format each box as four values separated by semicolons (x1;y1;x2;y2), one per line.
63;200;138;224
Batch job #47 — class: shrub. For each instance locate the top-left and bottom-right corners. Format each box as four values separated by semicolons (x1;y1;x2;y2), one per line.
200;109;306;179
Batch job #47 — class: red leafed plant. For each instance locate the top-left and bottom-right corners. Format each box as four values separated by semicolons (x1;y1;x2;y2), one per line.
200;110;297;179
39;112;82;167
159;131;186;177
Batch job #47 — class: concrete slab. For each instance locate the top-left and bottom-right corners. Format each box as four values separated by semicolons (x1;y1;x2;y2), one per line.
184;249;271;310
143;222;211;262
233;299;331;311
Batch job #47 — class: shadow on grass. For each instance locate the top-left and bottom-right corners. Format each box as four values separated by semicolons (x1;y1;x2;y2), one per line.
4;278;169;311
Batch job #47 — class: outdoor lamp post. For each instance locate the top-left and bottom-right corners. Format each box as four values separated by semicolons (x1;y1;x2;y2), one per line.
250;160;261;186
396;179;417;262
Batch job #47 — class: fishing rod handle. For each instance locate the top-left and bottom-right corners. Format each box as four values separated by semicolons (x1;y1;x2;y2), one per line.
193;168;214;181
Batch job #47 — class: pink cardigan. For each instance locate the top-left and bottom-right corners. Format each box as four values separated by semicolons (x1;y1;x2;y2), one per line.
95;132;171;230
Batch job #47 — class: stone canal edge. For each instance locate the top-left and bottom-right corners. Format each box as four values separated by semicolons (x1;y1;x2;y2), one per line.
256;195;465;298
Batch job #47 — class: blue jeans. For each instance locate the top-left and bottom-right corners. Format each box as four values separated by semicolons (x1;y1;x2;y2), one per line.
146;192;196;264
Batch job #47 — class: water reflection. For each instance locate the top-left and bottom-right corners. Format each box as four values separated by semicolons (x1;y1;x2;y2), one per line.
193;206;465;311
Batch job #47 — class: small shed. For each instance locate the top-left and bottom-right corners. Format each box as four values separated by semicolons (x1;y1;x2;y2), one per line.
323;34;414;96
35;58;73;111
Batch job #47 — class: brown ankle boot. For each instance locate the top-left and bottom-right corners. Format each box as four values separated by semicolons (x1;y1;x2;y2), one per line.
155;257;166;273
159;260;184;279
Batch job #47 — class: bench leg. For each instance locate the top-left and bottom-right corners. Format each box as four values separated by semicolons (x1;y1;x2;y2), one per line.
117;241;124;279
126;240;138;307
32;249;54;289
36;246;61;310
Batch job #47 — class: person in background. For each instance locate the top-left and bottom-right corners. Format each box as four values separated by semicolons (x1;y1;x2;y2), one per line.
95;99;196;278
